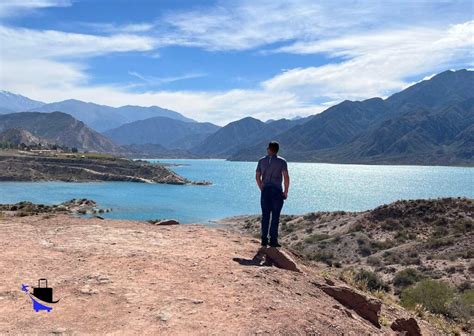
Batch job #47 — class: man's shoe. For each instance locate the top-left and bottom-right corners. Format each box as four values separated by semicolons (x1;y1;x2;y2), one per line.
261;239;268;247
269;241;281;248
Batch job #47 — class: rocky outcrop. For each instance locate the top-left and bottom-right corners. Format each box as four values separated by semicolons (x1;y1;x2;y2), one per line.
0;128;50;146
314;282;382;328
391;317;422;336
0;198;106;217
258;247;303;272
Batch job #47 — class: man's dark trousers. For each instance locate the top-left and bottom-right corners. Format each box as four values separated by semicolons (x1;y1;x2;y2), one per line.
261;186;284;245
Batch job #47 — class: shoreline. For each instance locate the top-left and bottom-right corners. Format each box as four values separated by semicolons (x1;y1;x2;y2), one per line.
134;156;474;168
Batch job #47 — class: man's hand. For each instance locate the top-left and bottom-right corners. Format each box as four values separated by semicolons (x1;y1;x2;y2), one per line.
282;170;290;200
256;171;263;191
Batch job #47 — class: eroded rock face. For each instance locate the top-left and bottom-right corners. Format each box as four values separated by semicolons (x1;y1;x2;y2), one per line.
258;247;303;272
314;282;382;328
391;317;422;336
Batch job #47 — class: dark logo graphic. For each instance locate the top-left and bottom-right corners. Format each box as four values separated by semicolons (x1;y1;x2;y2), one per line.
21;279;60;312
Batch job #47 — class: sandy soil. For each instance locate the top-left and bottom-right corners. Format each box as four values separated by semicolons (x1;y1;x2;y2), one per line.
0;215;438;335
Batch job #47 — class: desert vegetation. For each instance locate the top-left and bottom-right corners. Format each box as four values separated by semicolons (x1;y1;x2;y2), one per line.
229;197;474;333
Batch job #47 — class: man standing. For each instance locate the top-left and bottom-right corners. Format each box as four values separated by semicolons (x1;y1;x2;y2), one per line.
255;141;290;247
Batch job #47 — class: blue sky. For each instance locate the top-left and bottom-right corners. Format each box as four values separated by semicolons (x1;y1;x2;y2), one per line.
0;0;472;124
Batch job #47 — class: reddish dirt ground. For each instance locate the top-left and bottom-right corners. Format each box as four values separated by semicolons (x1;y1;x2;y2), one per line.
0;215;439;335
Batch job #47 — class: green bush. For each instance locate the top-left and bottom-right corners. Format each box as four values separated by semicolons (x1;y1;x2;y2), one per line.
311;250;334;266
453;218;473;234
393;268;424;288
355;269;389;292
357;237;372;256
381;218;401;231
401;255;422;266
425;236;455;249
432;226;449;238
448;289;474;321
304;233;330;243
383;251;402;264
457;280;471;292
400;279;455;315
350;223;364;232
367;256;383;267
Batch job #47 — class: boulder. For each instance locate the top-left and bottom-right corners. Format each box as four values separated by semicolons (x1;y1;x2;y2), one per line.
259;247;303;272
391;317;421;336
314;283;381;328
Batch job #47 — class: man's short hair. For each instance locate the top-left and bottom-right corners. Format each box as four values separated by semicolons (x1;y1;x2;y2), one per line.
268;141;279;153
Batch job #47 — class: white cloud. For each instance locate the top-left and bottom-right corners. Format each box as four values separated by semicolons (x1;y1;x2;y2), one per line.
1;21;472;125
0;0;71;17
161;1;354;51
162;0;473;51
0;26;156;59
73;21;155;34
128;71;207;86
263;21;474;100
0;1;473;125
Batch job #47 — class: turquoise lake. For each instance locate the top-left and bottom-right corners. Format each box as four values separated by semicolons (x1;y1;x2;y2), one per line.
1;159;473;223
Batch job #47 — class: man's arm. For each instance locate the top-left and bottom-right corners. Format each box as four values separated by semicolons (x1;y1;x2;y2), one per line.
283;170;290;198
256;171;263;191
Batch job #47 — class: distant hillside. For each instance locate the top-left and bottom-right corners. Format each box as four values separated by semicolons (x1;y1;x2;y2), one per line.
0;91;44;113
230;69;474;165
0;112;121;153
229;197;473;288
104;116;219;149
28;98;194;131
192;117;304;157
31;99;122;131
115;105;195;123
385;69;474;112
0;128;50;146
311;98;474;165
121;143;200;159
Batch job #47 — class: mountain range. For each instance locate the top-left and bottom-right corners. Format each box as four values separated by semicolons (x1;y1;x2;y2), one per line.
104;116;219;149
0;69;472;165
229;69;474;165
0;93;194;131
191;117;308;157
0;91;44;114
0;112;120;153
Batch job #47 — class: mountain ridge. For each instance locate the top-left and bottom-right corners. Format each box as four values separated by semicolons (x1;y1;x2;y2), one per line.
0;91;45;113
2;69;473;165
103;116;219;149
229;69;474;165
0;111;121;153
30;99;194;131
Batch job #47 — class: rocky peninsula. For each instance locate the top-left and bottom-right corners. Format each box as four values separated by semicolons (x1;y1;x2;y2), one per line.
0;150;208;185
